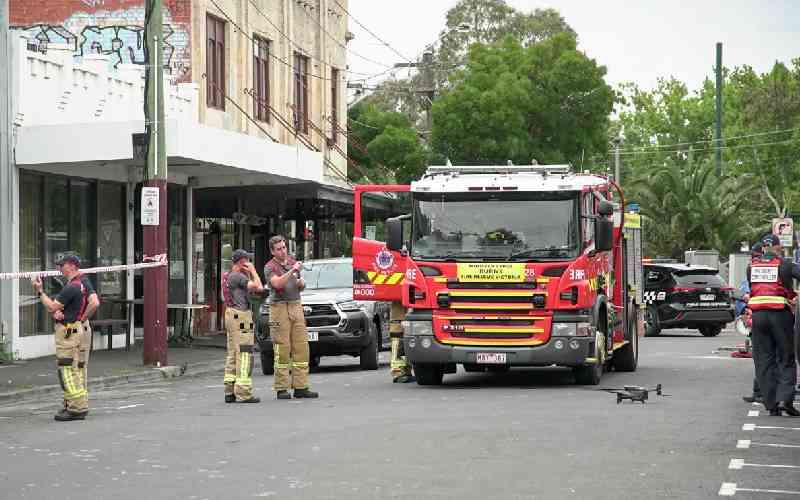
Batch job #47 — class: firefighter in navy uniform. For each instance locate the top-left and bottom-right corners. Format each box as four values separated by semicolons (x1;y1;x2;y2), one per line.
748;234;800;417
31;254;90;421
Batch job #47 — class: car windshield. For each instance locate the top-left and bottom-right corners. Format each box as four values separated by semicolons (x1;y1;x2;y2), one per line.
303;261;352;289
410;191;580;261
674;272;724;287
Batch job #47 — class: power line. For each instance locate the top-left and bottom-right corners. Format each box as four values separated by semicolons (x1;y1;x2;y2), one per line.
610;127;800;154
615;138;798;157
295;1;394;70
330;0;413;64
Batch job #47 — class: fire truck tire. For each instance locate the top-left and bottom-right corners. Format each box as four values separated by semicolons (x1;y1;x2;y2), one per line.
699;325;723;337
415;364;444;385
644;305;661;337
613;314;638;372
574;333;605;385
260;351;275;376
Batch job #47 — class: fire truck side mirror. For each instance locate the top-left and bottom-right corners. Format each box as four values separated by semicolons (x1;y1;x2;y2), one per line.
386;217;403;252
595;218;614;252
597;200;614;217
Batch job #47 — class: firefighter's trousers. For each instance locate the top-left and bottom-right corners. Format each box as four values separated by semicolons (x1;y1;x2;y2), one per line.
751;309;797;410
80;320;92;393
269;302;310;391
55;323;89;414
224;308;255;401
389;302;412;379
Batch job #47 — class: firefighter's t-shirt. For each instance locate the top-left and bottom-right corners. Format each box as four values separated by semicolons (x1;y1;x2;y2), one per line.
265;258;302;303
55;281;86;324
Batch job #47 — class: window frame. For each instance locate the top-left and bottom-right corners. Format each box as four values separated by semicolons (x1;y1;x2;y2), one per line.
329;67;339;143
252;35;271;123
206;14;226;110
293;52;309;134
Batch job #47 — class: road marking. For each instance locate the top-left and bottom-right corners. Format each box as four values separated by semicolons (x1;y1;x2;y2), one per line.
729;458;800;470
736;440;751;449
116;404;143;410
742;423;800;431
750;442;800;449
748;410;759;417
719;483;800;497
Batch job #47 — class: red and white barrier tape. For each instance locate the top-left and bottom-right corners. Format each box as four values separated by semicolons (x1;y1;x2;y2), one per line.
0;254;168;280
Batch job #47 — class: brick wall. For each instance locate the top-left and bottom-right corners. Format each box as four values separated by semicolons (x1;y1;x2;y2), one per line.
10;0;192;84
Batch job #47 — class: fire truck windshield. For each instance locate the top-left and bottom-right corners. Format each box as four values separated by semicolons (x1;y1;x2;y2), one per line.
410;191;580;261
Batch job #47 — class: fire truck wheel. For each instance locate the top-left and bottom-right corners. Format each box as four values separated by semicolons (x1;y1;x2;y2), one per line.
415;364;444;385
613;314;638;372
573;333;605;385
699;325;723;337
644;305;661;337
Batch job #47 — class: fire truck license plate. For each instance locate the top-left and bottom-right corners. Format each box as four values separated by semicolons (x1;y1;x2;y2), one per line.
700;294;715;301
476;353;507;364
307;332;319;342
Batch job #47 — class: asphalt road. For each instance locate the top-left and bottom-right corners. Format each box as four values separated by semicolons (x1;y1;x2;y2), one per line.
1;329;797;500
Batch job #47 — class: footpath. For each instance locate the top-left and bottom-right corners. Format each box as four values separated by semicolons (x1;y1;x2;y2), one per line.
0;335;227;404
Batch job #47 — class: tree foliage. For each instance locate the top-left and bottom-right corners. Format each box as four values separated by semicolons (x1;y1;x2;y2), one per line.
347;103;428;184
430;33;615;166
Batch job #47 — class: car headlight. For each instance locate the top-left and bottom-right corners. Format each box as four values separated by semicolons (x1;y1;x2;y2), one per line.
338;300;364;312
552;322;592;337
402;320;433;336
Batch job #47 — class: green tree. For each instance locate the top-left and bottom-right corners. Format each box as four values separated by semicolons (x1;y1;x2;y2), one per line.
430;33;614;166
347;103;428;184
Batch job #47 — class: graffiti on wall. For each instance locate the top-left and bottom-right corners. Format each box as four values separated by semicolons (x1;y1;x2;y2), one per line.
11;1;191;84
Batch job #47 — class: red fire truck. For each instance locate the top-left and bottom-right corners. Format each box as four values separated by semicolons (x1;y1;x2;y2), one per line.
352;164;643;385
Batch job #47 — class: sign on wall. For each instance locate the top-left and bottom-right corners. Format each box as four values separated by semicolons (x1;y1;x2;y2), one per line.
141;187;160;226
772;217;793;247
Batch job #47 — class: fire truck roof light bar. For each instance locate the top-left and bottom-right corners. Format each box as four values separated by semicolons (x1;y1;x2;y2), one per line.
425;165;572;176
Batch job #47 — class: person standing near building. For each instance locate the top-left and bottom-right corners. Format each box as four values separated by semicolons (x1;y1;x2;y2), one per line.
748;234;800;417
30;254;90;421
223;249;263;404
265;235;318;399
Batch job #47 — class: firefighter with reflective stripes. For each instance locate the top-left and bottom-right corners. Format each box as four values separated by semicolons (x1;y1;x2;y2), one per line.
265;235;319;399
31;254;90;421
389;302;415;383
223;249;263;404
747;234;800;417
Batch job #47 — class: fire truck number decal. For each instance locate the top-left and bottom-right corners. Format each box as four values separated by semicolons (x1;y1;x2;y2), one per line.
569;269;586;280
457;263;527;283
751;267;779;283
353;285;376;297
406;268;417;281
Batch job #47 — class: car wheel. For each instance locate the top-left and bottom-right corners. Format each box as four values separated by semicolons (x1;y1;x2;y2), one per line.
700;325;723;337
414;364;444;385
359;331;379;370
260;351;274;376
644;305;661;337
309;355;321;371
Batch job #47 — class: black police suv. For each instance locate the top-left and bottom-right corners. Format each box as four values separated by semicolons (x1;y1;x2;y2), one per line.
643;262;734;337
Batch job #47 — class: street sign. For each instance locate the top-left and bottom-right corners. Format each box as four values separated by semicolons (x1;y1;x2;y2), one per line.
141;187;160;226
772;217;793;247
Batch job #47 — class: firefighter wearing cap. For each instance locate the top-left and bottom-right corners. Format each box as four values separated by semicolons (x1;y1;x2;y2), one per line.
741;242;762;404
223;249;263;403
748;234;800;417
31;254;90;421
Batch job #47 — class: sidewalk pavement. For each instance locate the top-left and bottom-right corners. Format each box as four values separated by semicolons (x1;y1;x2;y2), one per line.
0;335;228;404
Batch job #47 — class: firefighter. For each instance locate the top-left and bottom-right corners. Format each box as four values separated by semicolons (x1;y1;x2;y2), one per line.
389;302;415;383
31;254;90;421
748;234;800;417
223;249;263;404
265;235;319;399
741;242;761;404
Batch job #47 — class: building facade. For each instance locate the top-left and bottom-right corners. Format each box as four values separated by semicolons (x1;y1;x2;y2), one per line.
4;0;356;359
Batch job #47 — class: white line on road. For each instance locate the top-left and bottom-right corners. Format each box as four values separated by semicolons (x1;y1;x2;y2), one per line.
729;458;800;470
742;423;800;431
719;483;800;497
739;439;800;450
736;440;751;449
748;410;760;417
116;404;144;410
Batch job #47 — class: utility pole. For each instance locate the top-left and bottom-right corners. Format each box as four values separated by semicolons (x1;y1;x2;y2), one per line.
612;135;623;185
0;0;17;359
142;0;168;366
715;42;723;177
420;48;435;133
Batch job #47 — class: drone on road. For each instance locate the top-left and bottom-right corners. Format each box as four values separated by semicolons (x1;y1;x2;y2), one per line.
599;384;670;404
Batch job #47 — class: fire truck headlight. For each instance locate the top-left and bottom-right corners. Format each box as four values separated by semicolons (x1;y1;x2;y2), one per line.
552;322;593;337
402;320;433;337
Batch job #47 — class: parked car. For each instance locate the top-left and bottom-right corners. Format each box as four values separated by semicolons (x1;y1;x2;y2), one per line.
643;262;735;337
255;257;390;374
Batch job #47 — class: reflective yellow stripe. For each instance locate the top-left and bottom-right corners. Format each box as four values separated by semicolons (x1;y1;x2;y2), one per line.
367;271;377;282
461;327;544;334
385;273;404;285
439;338;546;346
292;362;309;368
536;278;550;284
439;316;545;321
373;274;388;285
223;374;236;383
433;277;448;283
749;296;790;305
446;290;538;297
450;303;532;310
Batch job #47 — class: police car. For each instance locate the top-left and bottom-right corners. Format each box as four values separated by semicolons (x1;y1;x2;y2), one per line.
643;260;735;337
